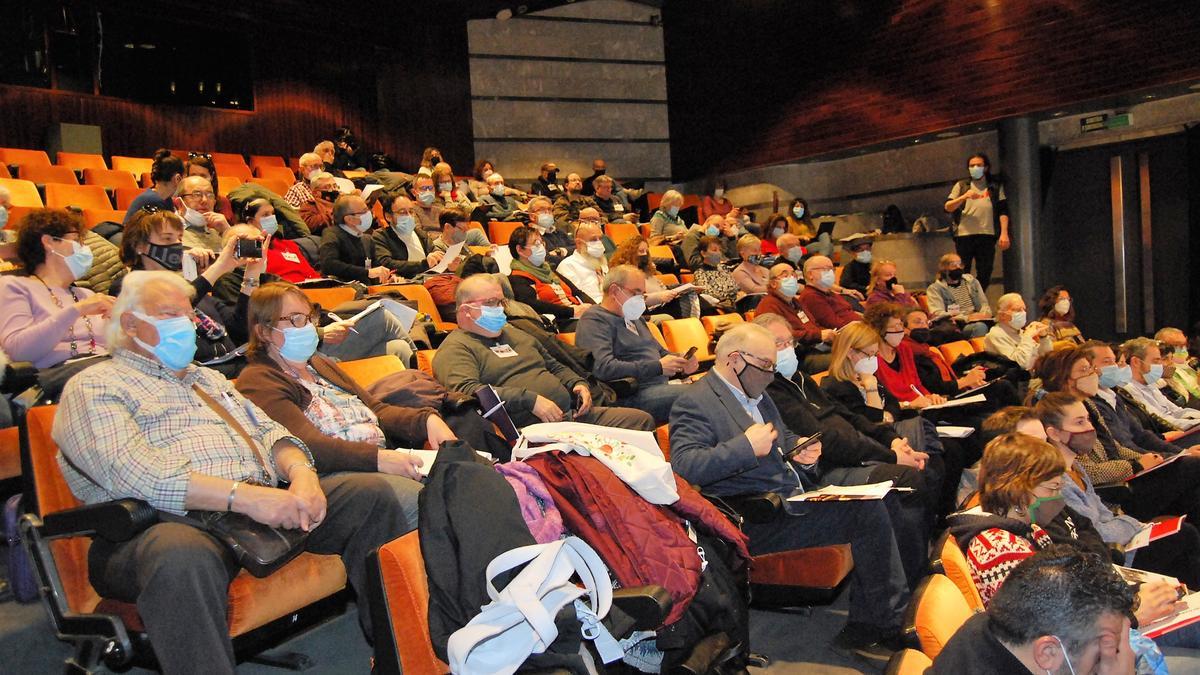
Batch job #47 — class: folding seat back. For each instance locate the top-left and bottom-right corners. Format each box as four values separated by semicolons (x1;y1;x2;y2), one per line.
45;184;112;211
254;165;296;184
366;531;449;675
111;156;153;179
487;221;522;245
83;168;139;192
938;340;976;366
0;178;45;207
905;574;973;660
215;163;252;183
56;152;107;172
114;187;144;210
661;318;715;362
0;148;51;170
19;164;78;186
604;221;639;244
338;355;406;389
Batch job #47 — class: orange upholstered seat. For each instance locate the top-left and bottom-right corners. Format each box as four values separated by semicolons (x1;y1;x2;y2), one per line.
604;221;639;243
488;221;523;245
369;531;449;675
661;318;715;362
905;573;974;660
82;209;127;229
0;178;44;207
111;156;154;178
0;147;51;169
933;533;984;611
298;286;356;310
20;164;79;186
83;168;140;191
254;165;296;184
338;354;406;389
45;184;112;211
57;152;107;172
938;340;975;366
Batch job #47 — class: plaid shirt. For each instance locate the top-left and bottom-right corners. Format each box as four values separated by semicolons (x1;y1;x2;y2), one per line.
283;181;314;209
53;349;311;515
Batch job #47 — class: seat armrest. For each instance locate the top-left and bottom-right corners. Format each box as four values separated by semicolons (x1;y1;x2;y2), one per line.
1094;482;1133;507
40;498;158;542
612;585;672;632
714;492;784;524
1;361;37;395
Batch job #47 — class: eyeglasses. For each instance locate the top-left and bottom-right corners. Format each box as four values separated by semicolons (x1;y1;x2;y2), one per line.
737;351;775;371
578;219;603;227
808;265;834;273
276;312;318;328
851;346;879;358
466;298;507;309
180;191;215;201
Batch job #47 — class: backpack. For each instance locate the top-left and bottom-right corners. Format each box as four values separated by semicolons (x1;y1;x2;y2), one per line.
4;494;38;603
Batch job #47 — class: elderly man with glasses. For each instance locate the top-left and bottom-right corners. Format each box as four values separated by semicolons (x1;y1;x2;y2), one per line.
797;255;863;330
432;274;653;431
175;175;230;252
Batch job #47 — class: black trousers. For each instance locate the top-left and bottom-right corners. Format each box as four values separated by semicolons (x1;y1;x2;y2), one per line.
1126;455;1200;527
87;473;409;675
1132;521;1200;589
954;234;998;291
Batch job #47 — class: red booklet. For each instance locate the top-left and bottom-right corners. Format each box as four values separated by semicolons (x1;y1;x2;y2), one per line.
1126;516;1186;551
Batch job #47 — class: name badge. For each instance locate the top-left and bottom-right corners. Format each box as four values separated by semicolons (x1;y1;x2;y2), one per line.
798;311;810;324
490;344;519;358
282;252;301;263
613;203;624;212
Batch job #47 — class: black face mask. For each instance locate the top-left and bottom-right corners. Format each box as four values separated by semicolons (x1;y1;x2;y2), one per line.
909;328;932;344
547;171;558;183
144;242;183;271
321;190;340;201
736;356;775;399
638;253;650;268
885;277;898;290
593;169;606;176
946;268;964;283
430;155;442;165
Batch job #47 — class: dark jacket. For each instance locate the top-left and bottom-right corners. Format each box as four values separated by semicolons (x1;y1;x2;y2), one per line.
319;224;376;284
928;613;1031;674
371;226;433;278
1091;392;1180;456
509;270;589;322
820;376;906;425
234;351;435;473
841;259;871;296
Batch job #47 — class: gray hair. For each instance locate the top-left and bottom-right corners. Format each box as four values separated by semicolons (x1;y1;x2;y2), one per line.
996;292;1024;313
298;152;322;168
715;323;773;360
331;195;360;228
0;184;10;204
601;265;644;294
594;175;614;187
752;312;791;333
487;173;505;185
1121;336;1160;362
1155;327;1186;343
308;171;333;188
455;273;501;307
660;190;683;207
106;271;195;349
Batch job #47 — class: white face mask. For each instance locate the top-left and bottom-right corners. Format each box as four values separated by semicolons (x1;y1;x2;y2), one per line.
183;207;207;228
620;289;646;321
1009;310;1027;330
1054;298;1071;315
884;331;905;348
585;240;605;259
854;353;878;376
714;188;725;199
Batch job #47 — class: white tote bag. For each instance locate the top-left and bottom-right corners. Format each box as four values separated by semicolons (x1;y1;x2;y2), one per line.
446;536;624;675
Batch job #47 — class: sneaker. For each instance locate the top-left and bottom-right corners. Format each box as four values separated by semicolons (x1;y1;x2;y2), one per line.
830;625;897;666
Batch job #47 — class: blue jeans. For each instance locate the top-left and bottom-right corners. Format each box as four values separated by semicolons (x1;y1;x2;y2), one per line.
620;381;692;424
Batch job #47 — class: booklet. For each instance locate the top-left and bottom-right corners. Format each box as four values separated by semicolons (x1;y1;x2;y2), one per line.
921;393;987;411
786;480;912;502
380;297;419;331
936;425;976;439
1126;452;1186;481
1125;516;1186;551
1140;591;1200;639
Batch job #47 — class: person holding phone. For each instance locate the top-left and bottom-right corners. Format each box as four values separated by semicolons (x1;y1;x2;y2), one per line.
576;265;700;423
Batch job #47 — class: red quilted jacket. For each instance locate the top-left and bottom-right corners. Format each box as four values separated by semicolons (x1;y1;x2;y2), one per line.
524;451;750;626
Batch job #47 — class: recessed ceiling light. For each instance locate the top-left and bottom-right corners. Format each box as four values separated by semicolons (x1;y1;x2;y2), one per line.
1190;83;1200;90
935;131;959;139
1143;94;1156;100
1052;111;1066;117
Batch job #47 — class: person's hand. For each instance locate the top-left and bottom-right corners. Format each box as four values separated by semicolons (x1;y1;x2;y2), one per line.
75;293;116;318
321;320;353;346
967;312;991;321
1024;321;1049;338
1140;453;1165;470
624;213;639;223
791;440;822;466
377;449;425;481
532;395;564;423
447;255;463;273
897;448;929;470
426;250;445;268
368;266;393;283
1095;616;1135;675
891;437;915;456
210;234;243;276
660;354;689;377
1185;445;1200;457
237;484;306;529
998;233;1011;251
572;303;589;318
928;393;947;405
859;373;879;390
889;283;906;295
426;415;458;448
843;288;865;301
745;422;777;458
1135;581;1186;625
202;211;230;232
820;328;837;343
572;384;593;418
683;353;700;374
286;470;327;531
186;247;216;269
909;394;934;409
958;367;987;390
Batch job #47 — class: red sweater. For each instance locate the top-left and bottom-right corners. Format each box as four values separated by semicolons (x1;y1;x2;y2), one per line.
875;341;929;402
967;525;1051;606
266;238;321;283
755;292;823;344
797;285;860;329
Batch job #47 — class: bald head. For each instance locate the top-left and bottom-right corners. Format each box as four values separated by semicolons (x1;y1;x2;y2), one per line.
578;207;602;223
769;263;794;280
455;274;506;337
455;273;502;308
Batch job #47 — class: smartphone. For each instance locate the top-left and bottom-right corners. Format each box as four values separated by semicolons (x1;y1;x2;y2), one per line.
683;346;698;360
784;431;823;460
234;237;263;259
571;389;585;418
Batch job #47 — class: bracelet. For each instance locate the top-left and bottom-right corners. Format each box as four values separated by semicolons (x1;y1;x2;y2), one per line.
227;480;240;512
282;460;317;479
864;388;879;393
241;276;260;290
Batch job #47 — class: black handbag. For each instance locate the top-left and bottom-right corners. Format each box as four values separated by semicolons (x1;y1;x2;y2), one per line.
175;510;308;578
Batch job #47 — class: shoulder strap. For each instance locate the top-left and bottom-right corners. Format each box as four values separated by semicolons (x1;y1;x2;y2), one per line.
193;384;271;478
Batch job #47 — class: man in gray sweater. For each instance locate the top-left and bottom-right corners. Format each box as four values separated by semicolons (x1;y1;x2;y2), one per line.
433;274;654;431
576;266;698;423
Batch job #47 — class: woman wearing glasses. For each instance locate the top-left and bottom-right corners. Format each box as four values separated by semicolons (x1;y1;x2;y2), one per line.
0;208;114;396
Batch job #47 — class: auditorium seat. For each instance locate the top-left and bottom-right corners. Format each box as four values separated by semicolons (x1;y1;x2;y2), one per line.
254;165;296;184
0;148;51;171
930;532;984;611
884;650;933;675
210;151;247;165
0;178;45;207
249;177;291;196
215;163;253;183
250;155;287;170
655;273;680;286
415;350;436;376
938;340;975;366
810;370;828;384
487;221;522;245
216;176;243;197
19;164;79;186
114;187;144;210
904;574;973;660
604;221;639;243
0;164;9;178
56;152;108;172
342;170;369;179
556;332;576;345
82;209;127;230
646;321;668;349
969;337;986;353
645;192;663;211
661;318;715;362
648;245;675;262
111;156;154;179
372;284;456;332
299;286;356;310
366;532;449;675
45;184;112;211
701;313;744;335
82;168;140;192
0;426;18;480
338;355;406;389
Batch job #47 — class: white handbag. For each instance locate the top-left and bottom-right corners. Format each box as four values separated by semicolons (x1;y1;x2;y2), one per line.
446;536;624;675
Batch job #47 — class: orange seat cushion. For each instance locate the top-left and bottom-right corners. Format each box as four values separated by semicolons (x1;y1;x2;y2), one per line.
749;544;853;588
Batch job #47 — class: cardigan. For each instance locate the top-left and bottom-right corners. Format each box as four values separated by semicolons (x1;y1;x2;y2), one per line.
875;342;930;402
753;292;823;344
796;284;859;329
235;351;435;473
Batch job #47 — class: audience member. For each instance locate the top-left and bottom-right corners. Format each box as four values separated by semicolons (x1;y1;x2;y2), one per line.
699;182;734;221
185;153;236;223
372;194;441;278
479;172;525;223
668;323;910;662
944;152;1009;290
432;163;473;212
529;162;562;197
507;225;589;324
692;235;739;311
1156;327;1200;403
591;174;636;223
576;266;698;422
985;292;1052;370
555;221;609;304
1120;337;1200;430
52;270;409;675
410;174;444;232
925;252;991;338
283;152;324;208
730;234;769;299
433;274;653;430
608;235;695;318
299;172;338;234
318;195;392;285
680;214;737;270
649;190;687;245
525;195;571;262
759;213;788;255
468;159;495;200
175;176;229;251
1037;284;1085;346
754;263;834;372
417;146;443;175
821;322;928;422
774;232;806;269
902;307;992;396
929;546;1137;675
579;158;608;196
785;197;814;242
861;303;954;410
797;255;862;329
123;149;184;225
551;173;597;229
314;140;343;177
864;259;917;308
839;234;873;297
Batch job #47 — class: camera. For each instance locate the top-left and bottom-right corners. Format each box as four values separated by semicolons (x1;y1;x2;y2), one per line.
234;237;263;259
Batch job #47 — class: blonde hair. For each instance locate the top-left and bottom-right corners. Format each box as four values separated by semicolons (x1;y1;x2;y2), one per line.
869;259;897;288
660;190;684;208
828;321;880;383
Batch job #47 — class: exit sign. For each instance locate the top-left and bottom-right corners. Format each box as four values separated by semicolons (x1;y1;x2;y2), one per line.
1081;113;1133;134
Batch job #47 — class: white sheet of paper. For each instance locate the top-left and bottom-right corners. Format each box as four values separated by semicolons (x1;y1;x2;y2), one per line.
361;184;384;201
430;241;465;273
699;293;721;306
333;177;356;194
491;245;513;275
380;297;419;331
519;422;664;459
346;300;382;323
405;448;495;477
787;480;904;502
922;394;987;411
181;253;198;281
936;425;976;438
1140;590;1200;639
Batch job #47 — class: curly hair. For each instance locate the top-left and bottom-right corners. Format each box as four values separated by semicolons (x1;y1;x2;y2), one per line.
1032;346;1089;397
861;302;907;338
1037;285;1075;323
609;234;655;274
16;208;84;271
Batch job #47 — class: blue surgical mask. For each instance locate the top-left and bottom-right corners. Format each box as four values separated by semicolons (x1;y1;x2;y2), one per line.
274;324;319;362
259;215;278;237
778;277;799;298
392;214;416;236
417;191;435;206
784;247;803;264
528;244;547;267
1099;364;1133;389
132;312;197;370
1146;363;1165;383
1009;310;1027;330
355;211;373;232
817;269;835;289
706;225;720;237
0;206;8;229
439;182;453;192
775;347;798;380
491;185;506;197
476;304;507;333
53;239;95;280
855;250;872;264
536;212;554;230
666;206;679;218
792;206;804;219
969;166;985;180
